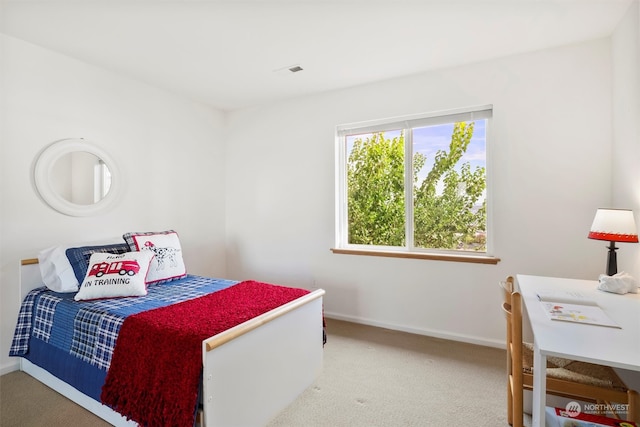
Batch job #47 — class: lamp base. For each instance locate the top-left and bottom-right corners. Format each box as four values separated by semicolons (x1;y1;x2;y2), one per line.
606;241;618;276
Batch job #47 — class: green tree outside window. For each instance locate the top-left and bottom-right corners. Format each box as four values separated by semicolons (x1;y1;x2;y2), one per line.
347;122;486;251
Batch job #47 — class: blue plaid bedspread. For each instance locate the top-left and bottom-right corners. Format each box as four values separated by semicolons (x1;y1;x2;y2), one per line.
9;275;237;370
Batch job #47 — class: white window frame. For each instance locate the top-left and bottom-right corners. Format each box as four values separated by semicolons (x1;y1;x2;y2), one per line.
334;105;495;261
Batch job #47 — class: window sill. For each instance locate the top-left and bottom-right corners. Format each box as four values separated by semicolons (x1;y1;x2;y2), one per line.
330;248;500;265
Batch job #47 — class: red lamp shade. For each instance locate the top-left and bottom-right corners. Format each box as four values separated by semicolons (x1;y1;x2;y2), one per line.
588;208;639;243
588;208;638;276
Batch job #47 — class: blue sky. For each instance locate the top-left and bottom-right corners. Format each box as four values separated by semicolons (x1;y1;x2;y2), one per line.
413;120;486;182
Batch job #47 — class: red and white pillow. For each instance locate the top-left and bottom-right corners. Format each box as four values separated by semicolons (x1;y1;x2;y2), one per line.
74;251;154;301
123;230;187;284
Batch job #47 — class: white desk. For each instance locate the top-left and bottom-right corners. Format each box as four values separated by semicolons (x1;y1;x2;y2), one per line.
516;274;640;427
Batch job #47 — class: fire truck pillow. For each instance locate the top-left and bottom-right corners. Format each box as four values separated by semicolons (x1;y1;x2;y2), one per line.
66;243;130;284
74;251;155;301
123;230;187;284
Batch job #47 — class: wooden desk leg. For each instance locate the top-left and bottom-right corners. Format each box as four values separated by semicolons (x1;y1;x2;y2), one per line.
532;341;546;427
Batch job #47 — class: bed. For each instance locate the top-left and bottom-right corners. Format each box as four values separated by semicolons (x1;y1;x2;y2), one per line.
9;233;325;427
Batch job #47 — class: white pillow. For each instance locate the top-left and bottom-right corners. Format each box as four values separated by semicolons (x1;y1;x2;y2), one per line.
74;251;154;301
38;245;80;293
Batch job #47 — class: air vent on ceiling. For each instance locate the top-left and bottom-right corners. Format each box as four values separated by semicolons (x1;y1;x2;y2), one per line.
273;64;304;74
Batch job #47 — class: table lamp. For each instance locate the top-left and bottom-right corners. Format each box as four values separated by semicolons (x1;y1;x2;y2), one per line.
588;208;638;276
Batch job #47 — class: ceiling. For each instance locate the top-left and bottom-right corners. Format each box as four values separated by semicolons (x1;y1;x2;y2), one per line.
0;0;634;111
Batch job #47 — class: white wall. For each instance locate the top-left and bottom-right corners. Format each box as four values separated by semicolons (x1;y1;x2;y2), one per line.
612;0;640;279
0;35;227;373
2;10;637;374
225;39;614;347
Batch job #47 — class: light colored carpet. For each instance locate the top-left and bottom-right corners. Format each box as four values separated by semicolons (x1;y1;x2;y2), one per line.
1;318;524;426
0;369;109;426
269;318;514;426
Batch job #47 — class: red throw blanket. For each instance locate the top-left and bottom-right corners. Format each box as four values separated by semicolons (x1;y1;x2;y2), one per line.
101;280;310;427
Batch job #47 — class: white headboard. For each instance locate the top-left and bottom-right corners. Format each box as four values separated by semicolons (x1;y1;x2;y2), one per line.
20;259;44;301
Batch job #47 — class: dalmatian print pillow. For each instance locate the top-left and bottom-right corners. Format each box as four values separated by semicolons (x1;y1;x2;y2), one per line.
123;230;187;284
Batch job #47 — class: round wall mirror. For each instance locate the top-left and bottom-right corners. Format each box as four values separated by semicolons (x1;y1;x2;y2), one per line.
34;138;121;216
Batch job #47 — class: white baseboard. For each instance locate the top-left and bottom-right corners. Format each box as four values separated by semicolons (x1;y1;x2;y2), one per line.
0;361;20;376
324;311;504;349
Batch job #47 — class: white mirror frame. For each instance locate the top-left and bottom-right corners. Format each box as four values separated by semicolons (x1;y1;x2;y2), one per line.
34;138;122;217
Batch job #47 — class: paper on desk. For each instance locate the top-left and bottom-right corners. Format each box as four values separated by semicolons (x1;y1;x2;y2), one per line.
540;301;620;328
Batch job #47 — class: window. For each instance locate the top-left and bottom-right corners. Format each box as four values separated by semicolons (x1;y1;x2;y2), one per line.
335;105;493;259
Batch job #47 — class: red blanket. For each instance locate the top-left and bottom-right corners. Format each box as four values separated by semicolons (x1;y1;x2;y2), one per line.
101;280;310;427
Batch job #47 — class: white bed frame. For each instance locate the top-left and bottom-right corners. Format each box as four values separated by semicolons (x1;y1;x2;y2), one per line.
18;258;325;427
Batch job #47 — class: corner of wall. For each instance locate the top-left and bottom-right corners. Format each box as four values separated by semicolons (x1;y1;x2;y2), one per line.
1;361;20;376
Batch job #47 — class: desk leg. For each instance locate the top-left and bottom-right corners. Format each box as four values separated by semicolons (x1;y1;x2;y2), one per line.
532;341;546;427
